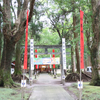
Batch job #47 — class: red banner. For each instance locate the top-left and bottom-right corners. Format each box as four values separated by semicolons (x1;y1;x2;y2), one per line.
52;49;55;68
23;10;29;69
80;10;84;69
35;49;38;69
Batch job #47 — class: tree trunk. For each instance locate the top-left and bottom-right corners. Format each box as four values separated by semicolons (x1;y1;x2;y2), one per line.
14;40;22;75
90;49;100;85
0;16;2;65
0;39;15;87
75;43;80;73
89;0;100;85
87;55;92;66
0;33;2;65
0;0;35;87
73;13;80;73
71;42;75;73
98;45;100;66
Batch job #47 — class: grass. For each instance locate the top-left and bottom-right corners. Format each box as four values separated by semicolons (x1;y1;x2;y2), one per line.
0;87;32;100
57;73;61;77
68;82;100;100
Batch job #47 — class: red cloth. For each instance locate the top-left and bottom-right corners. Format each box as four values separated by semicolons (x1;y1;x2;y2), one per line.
53;54;55;57
23;10;29;69
52;49;55;68
35;55;37;58
80;10;84;69
53;64;55;69
35;49;38;69
52;49;55;52
36;65;38;69
35;49;37;53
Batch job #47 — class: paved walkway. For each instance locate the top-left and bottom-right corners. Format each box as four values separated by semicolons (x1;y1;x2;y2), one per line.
29;73;74;100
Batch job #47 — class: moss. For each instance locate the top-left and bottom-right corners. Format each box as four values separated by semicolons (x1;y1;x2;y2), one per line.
14;70;22;76
0;87;31;100
90;79;100;86
0;70;16;88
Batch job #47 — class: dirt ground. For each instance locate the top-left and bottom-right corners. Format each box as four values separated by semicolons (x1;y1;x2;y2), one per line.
65;72;91;82
11;74;29;83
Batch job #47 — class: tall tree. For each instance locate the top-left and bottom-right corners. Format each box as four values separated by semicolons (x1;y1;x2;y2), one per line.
0;12;3;65
71;40;75;73
14;1;43;76
53;0;80;73
0;0;35;87
85;0;100;85
14;39;22;76
14;0;24;76
72;0;80;73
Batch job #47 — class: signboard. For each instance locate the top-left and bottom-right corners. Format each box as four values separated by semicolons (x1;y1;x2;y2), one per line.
34;58;43;65
62;38;66;69
34;57;60;65
30;39;34;70
51;58;60;64
21;80;26;87
78;81;83;89
11;68;14;74
42;58;51;64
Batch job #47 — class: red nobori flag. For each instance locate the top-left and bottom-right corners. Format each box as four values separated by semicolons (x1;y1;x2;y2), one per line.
23;10;29;69
80;10;84;69
52;49;55;69
35;49;38;69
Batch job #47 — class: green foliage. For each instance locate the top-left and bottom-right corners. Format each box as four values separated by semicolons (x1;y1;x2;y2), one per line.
35;27;60;45
28;1;44;41
34;27;61;58
44;0;72;42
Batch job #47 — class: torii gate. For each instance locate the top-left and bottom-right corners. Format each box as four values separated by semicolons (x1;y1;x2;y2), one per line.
21;39;71;84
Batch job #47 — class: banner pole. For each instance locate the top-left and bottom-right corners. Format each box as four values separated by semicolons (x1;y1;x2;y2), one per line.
22;10;29;100
79;69;82;100
21;69;25;100
79;9;82;100
23;69;25;99
79;9;84;100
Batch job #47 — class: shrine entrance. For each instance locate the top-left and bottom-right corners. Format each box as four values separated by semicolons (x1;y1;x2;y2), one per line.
21;38;71;84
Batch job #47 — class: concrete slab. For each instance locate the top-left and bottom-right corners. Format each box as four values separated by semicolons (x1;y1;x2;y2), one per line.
29;85;74;100
29;73;74;100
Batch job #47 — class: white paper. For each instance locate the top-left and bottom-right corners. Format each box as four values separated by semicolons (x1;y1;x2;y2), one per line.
21;80;26;87
78;81;83;89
